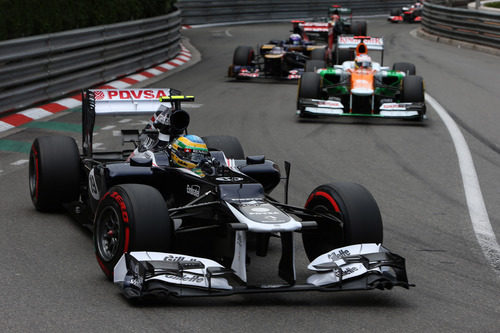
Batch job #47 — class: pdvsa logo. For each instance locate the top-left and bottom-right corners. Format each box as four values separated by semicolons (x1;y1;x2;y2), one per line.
94;91;105;100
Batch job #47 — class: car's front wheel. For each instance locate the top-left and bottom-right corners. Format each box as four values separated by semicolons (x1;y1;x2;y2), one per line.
94;184;173;280
402;75;425;103
304;60;326;72
393;62;416;75
302;182;383;261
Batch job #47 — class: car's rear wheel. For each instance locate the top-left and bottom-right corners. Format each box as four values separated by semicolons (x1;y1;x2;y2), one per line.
350;21;367;35
310;47;327;61
393;62;416;75
202;135;245;159
402;75;425;102
302;182;383;261
233;46;254;66
94;184;173;280
390;9;401;16
304;60;326;72
29;136;80;212
336;48;354;64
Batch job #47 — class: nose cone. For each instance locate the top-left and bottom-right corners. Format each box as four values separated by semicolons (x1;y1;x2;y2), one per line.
351;71;374;96
351;86;373;96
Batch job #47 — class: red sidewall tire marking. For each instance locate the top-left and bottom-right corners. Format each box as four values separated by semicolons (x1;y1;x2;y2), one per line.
96;254;111;277
306;191;340;212
109;191;130;253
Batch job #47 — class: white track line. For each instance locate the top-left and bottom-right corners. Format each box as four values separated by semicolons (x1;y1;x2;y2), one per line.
426;93;500;274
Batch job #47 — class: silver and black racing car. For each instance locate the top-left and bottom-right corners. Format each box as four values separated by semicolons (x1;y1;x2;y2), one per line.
29;88;412;300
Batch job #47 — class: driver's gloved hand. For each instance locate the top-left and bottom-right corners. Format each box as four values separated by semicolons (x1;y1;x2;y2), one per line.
200;158;215;176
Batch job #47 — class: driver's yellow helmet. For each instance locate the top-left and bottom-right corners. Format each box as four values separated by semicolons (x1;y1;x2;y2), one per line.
170;135;209;171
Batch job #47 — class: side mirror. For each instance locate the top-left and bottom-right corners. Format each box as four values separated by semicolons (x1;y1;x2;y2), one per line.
130;156;153;167
246;155;265;165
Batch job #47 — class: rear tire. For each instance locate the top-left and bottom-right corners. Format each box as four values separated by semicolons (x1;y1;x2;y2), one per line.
233;46;254;66
350;21;367;35
402;75;425;102
202;135;245;159
29;136;80;212
304;60;326;72
94;184;173;280
302;182;383;261
390;9;401;16
336;48;354;64
393;62;416;75
310;48;327;61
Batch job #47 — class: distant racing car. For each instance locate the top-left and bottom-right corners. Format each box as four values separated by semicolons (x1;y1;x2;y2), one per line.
228;34;328;80
291;5;367;64
388;2;423;23
297;36;426;120
29;88;412;300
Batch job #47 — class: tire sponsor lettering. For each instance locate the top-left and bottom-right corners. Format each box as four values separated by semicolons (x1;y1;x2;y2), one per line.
110;192;129;223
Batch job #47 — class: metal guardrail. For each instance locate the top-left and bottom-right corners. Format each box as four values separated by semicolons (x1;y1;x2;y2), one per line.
2;2;498;116
422;2;500;49
176;0;412;25
0;10;182;115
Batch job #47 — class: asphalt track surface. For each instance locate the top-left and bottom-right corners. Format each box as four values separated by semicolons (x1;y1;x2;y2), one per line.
1;19;499;332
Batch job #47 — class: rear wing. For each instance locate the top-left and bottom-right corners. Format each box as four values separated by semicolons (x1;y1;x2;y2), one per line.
336;36;384;50
82;89;194;157
329;7;352;16
336;36;384;65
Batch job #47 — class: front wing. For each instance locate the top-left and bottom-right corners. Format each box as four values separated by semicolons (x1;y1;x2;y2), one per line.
114;244;412;300
230;65;301;80
297;98;426;120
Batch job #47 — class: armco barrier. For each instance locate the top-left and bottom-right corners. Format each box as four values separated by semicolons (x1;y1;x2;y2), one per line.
0;10;182;115
176;0;411;25
422;1;500;49
2;1;498;117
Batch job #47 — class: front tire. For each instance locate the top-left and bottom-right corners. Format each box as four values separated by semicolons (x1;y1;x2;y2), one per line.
29;136;80;212
304;60;326;72
393;62;416;75
350;21;367;35
402;75;425;102
298;72;321;99
233;46;254;66
94;184;173;280
302;182;383;261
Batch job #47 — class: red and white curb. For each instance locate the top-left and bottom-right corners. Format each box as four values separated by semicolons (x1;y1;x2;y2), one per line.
0;45;192;133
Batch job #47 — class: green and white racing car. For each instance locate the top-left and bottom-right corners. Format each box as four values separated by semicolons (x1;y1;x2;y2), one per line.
297;36;426;121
